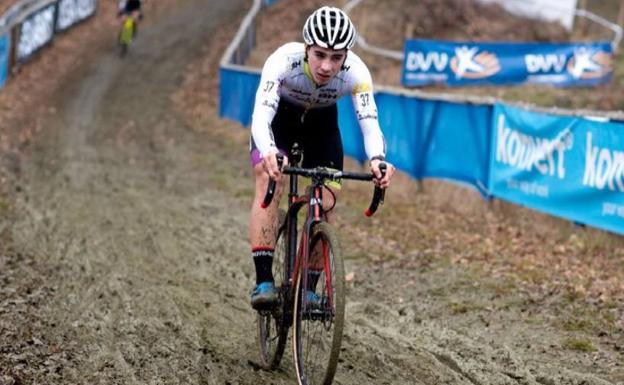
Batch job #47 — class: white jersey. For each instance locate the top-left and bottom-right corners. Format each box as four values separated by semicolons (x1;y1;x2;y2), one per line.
251;42;386;159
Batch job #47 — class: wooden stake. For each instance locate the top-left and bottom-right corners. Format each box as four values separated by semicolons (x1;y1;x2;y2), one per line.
405;22;414;40
578;0;588;34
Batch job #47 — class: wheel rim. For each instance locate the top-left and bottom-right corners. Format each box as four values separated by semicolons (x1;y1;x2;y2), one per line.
293;226;344;385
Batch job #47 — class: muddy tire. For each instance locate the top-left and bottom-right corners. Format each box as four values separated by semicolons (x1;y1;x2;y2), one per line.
293;222;345;385
256;209;289;369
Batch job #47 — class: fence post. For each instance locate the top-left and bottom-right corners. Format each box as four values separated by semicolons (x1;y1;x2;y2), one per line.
9;23;18;75
578;0;588;34
405;22;414;40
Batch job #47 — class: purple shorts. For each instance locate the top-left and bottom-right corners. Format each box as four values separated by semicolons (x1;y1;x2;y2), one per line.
250;148;287;167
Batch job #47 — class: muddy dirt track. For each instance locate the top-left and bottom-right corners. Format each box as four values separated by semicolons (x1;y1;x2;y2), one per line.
0;0;623;384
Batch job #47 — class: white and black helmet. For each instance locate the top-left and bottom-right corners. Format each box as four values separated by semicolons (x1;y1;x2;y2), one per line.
302;6;356;50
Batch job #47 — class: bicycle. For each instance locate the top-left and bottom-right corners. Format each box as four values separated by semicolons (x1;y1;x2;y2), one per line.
257;144;386;385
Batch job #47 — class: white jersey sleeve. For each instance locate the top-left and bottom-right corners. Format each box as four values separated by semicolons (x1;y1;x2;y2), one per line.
250;49;285;157
347;56;386;159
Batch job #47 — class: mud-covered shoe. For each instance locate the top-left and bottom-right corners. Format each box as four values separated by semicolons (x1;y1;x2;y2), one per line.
250;282;277;310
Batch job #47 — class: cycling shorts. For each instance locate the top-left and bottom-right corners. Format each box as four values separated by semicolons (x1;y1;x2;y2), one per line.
250;100;343;171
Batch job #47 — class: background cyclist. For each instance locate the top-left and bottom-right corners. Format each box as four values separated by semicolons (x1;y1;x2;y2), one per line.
248;6;396;310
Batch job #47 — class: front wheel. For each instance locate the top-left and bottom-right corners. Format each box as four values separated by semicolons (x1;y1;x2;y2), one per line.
293;222;345;385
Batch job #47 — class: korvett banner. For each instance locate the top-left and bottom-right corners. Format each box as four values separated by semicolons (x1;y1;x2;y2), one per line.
489;104;624;234
402;39;613;87
0;34;8;88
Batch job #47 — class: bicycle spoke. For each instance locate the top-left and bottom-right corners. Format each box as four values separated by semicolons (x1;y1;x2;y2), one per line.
293;223;345;385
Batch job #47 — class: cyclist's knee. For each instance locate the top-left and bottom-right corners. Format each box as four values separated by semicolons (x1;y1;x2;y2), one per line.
254;166;284;201
254;164;270;187
254;166;271;197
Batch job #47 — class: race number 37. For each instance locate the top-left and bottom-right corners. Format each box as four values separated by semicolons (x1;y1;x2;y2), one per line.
263;81;275;93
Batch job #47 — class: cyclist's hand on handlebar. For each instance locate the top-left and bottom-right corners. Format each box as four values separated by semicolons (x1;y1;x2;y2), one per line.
262;151;288;180
370;158;395;189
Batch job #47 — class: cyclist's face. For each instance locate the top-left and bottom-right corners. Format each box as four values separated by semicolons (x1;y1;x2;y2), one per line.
307;45;346;85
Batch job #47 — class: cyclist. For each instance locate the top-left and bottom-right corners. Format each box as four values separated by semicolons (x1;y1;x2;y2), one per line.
249;6;396;310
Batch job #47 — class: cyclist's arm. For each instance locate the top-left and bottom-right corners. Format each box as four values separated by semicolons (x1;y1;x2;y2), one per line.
349;64;395;186
251;50;286;177
349;70;386;161
252;52;285;157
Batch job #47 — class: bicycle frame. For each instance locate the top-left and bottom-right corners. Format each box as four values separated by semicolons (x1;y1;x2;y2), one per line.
283;169;333;313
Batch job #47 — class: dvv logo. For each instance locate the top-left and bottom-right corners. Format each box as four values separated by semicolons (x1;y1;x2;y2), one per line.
450;46;500;79
525;54;567;73
567;47;613;79
404;51;448;72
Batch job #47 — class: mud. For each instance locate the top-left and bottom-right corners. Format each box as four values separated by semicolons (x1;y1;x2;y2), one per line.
0;0;623;384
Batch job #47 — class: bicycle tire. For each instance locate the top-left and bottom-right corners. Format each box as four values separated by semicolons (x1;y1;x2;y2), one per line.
293;222;345;385
256;208;289;369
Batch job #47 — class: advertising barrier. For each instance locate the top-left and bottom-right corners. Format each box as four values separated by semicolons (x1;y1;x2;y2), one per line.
402;39;613;87
56;0;97;31
219;0;624;235
489;104;624;235
0;34;8;88
219;68;624;234
338;93;491;193
220;68;492;195
0;0;100;78
16;3;56;62
219;67;261;127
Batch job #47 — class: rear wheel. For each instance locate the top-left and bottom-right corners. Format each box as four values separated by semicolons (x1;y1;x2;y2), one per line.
257;209;289;369
293;222;345;385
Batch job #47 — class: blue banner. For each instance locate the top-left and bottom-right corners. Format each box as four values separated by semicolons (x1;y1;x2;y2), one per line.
402;39;613;87
219;66;624;234
0;34;8;89
489;104;624;234
219;66;491;194
219;67;260;127
339;94;491;193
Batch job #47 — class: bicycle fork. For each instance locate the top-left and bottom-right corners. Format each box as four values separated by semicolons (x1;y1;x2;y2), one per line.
292;185;334;313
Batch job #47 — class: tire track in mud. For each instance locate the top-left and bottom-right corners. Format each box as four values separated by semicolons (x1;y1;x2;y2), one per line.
2;0;621;384
4;0;266;383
